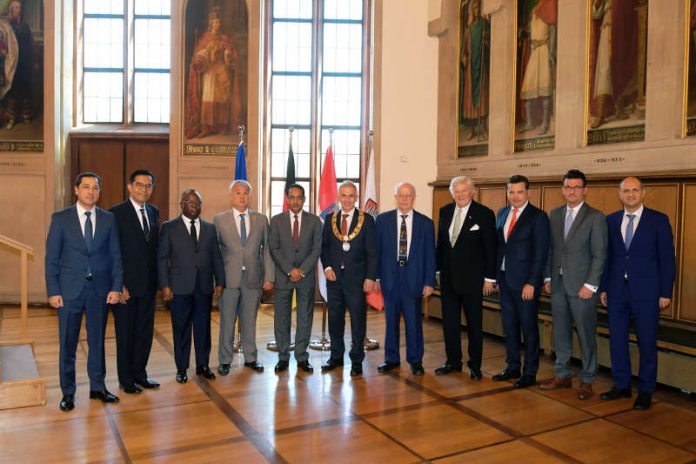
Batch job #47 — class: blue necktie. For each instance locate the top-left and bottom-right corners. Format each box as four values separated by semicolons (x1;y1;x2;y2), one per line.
240;214;247;246
84;211;93;277
625;214;636;250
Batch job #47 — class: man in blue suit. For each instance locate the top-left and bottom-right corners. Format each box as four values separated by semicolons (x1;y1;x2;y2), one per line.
45;172;123;412
599;177;676;410
375;182;436;376
493;174;550;388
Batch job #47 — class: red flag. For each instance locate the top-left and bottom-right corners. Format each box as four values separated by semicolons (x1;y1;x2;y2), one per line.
319;144;337;215
366;290;384;311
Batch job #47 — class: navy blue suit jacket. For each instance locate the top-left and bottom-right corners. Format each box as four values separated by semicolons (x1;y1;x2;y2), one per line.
496;203;550;290
157;216;225;296
600;207;675;302
376;209;436;299
45;205;123;300
321;209;377;287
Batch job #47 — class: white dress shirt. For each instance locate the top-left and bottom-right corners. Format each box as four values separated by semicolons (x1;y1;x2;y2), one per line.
130;198;149;230
182;216;200;240
290;211;302;236
500;201;528;271
233;208;250;239
76;203;96;238
396;209;414;258
448;202;472;240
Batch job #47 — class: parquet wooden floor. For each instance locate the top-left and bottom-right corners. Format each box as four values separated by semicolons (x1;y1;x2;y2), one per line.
1;305;695;463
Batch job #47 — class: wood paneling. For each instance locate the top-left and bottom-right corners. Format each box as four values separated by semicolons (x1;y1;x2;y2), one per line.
478;187;506;214
70;134;169;218
679;185;696;322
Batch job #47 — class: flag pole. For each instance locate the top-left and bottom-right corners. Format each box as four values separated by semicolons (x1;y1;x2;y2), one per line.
364;129;380;351
268;126;296;352
309;127;334;351
233;124;246;353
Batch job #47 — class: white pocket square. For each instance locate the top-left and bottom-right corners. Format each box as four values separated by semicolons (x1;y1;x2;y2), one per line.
469;224;480;231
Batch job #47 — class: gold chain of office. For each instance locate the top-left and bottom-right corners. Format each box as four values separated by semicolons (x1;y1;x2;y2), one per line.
331;210;365;242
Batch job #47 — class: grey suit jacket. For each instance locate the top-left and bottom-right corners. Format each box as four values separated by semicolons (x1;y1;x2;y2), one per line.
269;210;322;290
545;202;608;295
214;209;275;289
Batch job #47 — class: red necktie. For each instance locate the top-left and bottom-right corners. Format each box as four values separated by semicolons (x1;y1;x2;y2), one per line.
506;208;518;239
292;214;299;247
341;214;348;235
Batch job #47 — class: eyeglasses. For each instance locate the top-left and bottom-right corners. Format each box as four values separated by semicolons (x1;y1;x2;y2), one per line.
562;186;584;192
181;200;201;207
134;182;154;191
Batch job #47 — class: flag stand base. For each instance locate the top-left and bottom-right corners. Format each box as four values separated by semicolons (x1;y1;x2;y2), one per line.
364;337;380;350
266;340;295;352
309;337;331;351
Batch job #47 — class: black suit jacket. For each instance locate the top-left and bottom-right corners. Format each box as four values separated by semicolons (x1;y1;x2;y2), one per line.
157;216;225;296
110;200;159;297
437;201;497;293
321;209;377;288
496;203;550;290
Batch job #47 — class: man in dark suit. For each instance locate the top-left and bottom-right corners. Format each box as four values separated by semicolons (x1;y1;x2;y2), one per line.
158;189;225;384
493;174;550;388
269;184;323;373
541;170;607;400
45;172;123;412
215;180;274;374
321;181;377;377
435;176;496;379
375;182;435;376
599;176;676;410
110;169;160;394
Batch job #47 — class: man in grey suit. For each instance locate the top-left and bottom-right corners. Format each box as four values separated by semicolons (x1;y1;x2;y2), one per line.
215;180;274;374
269;184;322;373
158;190;225;384
541;169;607;400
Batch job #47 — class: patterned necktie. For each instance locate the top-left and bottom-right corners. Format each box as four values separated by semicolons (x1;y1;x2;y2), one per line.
399;214;408;264
140;208;150;241
84;211;93;277
625;214;636;249
564;208;575;239
190;220;198;248
450;208;462;246
240;213;247;246
341;214;348;236
293;214;299;248
507;208;519;239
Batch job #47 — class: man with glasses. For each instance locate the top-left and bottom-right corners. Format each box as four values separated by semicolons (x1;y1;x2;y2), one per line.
158;190;225;383
110;169;161;393
541;170;607;400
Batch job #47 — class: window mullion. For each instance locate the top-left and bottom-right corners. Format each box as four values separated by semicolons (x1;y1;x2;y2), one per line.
310;0;323;213
124;0;134;124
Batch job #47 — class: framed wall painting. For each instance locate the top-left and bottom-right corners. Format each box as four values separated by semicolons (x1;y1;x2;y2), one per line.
183;0;248;156
457;0;490;157
586;0;648;146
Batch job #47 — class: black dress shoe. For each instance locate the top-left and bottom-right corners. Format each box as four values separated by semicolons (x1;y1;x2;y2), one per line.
513;375;536;389
492;369;521;381
297;360;314;373
119;383;143;394
350;363;363;377
469;368;483;380
135;378;160;389
217;363;231;375
434;364;463;376
59;395;74;412
378;362;400;373
176;369;188;384
633;392;652;410
244;361;264;372
321;358;344;371
275;360;289;372
410;362;425;376
600;387;632;401
90;389;120;403
196;365;216;380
